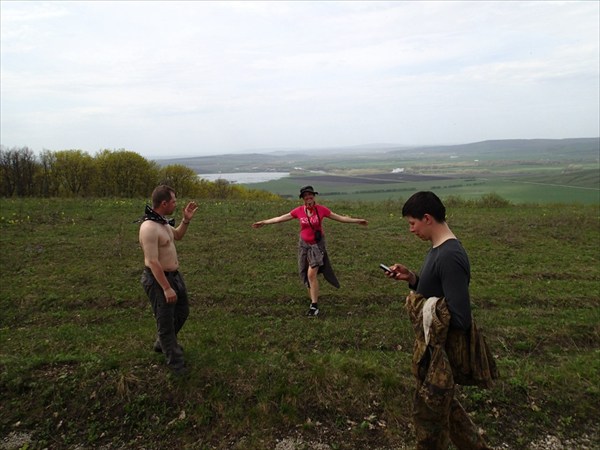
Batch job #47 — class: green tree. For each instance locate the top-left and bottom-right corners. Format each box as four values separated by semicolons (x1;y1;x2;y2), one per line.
159;164;202;198
53;150;97;196
37;150;60;197
95;149;159;197
210;178;233;199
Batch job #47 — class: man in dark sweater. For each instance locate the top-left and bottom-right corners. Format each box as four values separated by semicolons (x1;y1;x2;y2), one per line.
385;191;493;450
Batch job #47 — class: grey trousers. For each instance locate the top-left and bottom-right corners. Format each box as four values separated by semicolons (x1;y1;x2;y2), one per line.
141;268;189;371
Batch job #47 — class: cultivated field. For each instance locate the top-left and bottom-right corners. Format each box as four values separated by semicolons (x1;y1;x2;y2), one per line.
159;138;600;204
0;197;599;449
245;164;599;204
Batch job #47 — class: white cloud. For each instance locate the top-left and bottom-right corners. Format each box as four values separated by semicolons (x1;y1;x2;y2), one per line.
1;0;598;157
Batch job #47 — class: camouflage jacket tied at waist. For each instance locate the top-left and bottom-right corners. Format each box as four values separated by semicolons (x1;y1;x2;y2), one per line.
405;292;499;390
297;237;340;289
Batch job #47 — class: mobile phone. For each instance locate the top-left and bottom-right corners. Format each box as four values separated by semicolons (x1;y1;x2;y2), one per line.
379;263;392;273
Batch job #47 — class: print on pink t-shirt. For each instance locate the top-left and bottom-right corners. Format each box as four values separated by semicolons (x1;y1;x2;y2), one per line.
290;204;331;244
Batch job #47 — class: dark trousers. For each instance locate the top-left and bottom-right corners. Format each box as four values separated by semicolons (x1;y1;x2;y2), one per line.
413;378;491;450
141;268;189;370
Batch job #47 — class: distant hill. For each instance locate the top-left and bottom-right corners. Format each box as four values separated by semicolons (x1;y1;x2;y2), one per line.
402;138;600;160
156;138;599;173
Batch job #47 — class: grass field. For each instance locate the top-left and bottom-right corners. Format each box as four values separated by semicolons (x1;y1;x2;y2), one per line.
0;196;599;449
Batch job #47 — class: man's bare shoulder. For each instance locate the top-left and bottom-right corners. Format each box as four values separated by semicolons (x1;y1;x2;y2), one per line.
139;220;160;230
139;220;161;237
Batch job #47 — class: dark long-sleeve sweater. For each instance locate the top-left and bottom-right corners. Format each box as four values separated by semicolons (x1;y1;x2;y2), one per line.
412;239;472;330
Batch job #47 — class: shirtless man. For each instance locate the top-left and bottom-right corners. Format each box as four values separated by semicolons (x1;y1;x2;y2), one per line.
139;185;198;375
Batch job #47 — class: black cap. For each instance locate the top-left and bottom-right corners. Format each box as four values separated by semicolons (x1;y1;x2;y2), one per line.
299;185;319;198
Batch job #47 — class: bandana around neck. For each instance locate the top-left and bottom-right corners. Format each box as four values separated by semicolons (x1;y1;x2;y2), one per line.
134;204;175;226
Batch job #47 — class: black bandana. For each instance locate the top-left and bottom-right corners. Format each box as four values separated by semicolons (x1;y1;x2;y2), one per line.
134;204;175;226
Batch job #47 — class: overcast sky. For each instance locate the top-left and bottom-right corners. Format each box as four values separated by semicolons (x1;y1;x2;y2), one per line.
1;1;599;159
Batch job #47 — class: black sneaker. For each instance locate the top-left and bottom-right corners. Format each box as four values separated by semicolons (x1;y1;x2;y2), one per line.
306;305;319;317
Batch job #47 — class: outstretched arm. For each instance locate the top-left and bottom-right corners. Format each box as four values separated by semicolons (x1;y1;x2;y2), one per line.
328;212;368;226
252;212;294;228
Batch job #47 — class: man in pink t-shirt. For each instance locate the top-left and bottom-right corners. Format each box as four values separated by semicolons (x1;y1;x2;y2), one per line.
252;185;368;316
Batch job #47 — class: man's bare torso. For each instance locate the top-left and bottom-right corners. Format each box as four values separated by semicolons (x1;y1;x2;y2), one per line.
139;221;179;271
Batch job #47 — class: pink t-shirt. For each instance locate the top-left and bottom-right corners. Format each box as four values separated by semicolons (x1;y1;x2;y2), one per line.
290;204;331;244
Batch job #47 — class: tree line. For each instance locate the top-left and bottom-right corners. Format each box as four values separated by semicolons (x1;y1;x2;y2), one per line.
0;146;280;200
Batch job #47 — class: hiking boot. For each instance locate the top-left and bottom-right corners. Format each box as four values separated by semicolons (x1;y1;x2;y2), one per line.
170;365;189;377
306;305;319;317
153;341;184;353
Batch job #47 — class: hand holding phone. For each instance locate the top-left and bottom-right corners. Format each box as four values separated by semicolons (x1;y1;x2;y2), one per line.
379;263;393;273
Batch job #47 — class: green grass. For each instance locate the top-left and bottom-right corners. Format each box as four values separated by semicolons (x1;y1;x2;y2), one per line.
0;197;599;449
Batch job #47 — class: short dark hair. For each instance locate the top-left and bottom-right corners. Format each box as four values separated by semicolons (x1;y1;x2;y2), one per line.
402;191;446;222
151;185;175;208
